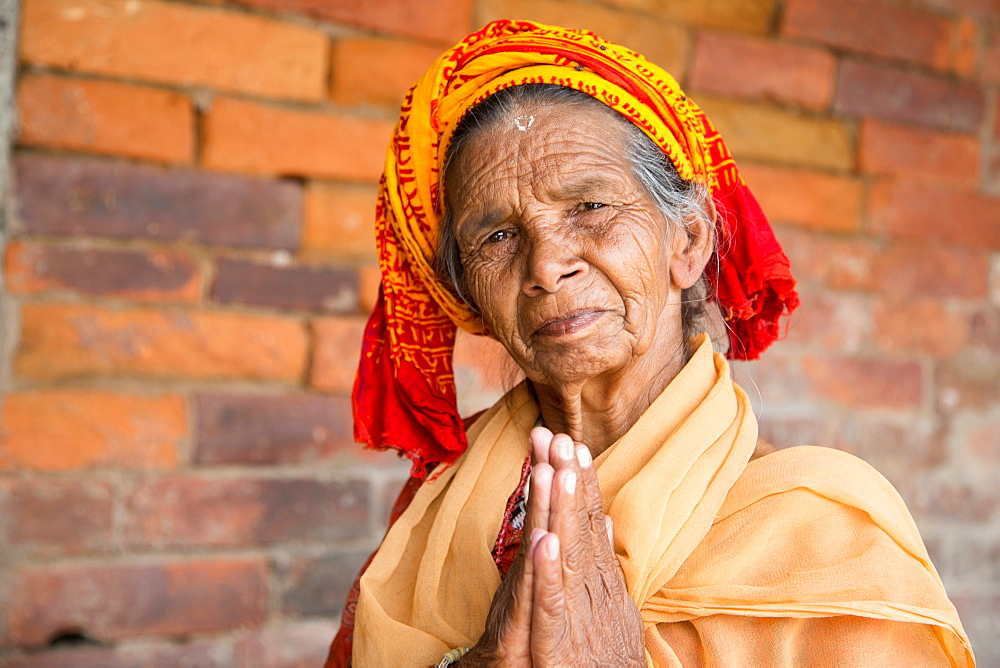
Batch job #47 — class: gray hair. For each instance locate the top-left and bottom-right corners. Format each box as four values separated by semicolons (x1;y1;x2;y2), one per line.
436;84;719;344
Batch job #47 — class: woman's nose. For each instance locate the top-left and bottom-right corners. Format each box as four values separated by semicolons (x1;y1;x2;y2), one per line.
522;233;588;296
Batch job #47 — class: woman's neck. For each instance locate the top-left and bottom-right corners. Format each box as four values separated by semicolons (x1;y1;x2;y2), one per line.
531;334;691;457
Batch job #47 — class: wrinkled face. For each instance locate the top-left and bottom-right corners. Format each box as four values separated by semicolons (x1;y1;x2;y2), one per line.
445;104;687;387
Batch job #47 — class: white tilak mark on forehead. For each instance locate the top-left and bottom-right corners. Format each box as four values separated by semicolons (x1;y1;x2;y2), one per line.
514;114;535;131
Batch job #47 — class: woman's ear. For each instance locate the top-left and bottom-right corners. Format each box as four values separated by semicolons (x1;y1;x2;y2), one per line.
669;205;715;290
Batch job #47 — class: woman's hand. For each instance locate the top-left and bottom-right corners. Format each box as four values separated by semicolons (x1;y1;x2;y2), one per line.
525;427;645;666
462;427;644;666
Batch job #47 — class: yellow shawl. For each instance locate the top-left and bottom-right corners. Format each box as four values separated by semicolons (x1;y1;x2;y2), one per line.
353;337;973;665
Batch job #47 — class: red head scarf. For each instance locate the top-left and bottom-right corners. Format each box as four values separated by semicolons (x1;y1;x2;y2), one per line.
354;20;799;477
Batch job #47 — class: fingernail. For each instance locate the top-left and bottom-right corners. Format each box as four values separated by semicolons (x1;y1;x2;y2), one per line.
575;445;592;468
563;471;576;494
545;535;559;560
557;437;573;461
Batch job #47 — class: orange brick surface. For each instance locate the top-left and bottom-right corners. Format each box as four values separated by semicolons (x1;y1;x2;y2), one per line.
302;182;379;261
202;97;393;181
741;164;862;232
331;37;444;109
0;391;184;471
15;303;309;382
20;0;328;102
311;317;368;393
859;119;980;185
689;32;836;110
16;74;193;163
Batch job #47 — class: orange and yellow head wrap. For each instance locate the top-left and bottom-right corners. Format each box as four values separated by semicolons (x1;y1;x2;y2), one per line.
354;20;799;477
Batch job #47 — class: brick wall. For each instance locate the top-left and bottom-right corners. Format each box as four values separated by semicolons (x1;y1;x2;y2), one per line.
0;0;997;665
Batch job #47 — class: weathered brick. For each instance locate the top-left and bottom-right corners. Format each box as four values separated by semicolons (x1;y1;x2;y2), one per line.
195;393;353;465
936;353;1000;413
952;17;978;78
279;550;369;617
689;32;835;110
859;119;980;186
15;303;308;382
755;412;838;450
454;330;516;417
302;182;378;261
782;291;869;352
873;298;968;356
358;264;382;313
984;29;1000;84
310;317;368;393
731;351;813;407
908;474;999;522
231;0;472;43
0;479;112;555
16;74;192;164
232;620;341;668
477;0;689;75
774;228;876;290
782;0;952;70
211;257;358;313
963;415;1000;465
202;97;393;181
0;641;229;668
3;558;267;647
969;308;1000;352
950;594;1000;667
839;415;945;473
4;241;200;302
14;154;302;249
871;244;989;299
125;476;370;547
21;0;327;102
0;390;183;471
331;37;443;109
801;355;923;409
696;96;852;171
870;181;1000;249
835;60;985;133
912;0;1000;19
741;164;862;232
602;0;777;33
194;394;357;464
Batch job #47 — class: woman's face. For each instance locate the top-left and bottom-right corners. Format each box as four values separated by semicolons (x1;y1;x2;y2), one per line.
445;103;692;388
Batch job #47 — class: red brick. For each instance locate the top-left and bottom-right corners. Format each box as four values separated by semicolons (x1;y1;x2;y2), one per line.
801;355;923;409
689;32;835;110
16;74;192;164
774;229;876;290
211;257;358;313
755;411;839;450
0;479;112;555
783;291;870;352
202;98;393;181
231;0;472;43
4;241;200;302
859;119;980;186
195;393;354;465
964;416;1000;465
950;594;1000;666
279;550;369;617
331;37;443;109
908;475;999;522
358;264;382;313
20;0;327;102
952;17;978;78
871;244;989;299
0;390;183;471
741;164;862;232
837;415;944;473
782;0;952;70
732;350;813;406
3;558;267;647
232;620;341;668
697;96;852;171
870;181;1000;249
912;0;1000;18
969;308;1000;352
873;298;968;356
302;182;378;262
936;353;1000;413
14;154;302;249
125;476;370;548
984;29;1000;84
604;0;778;33
15;303;308;382
310;317;367;393
478;0;689;75
835;60;985;133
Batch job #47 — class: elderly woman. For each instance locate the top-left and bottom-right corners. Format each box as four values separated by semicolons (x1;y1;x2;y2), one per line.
328;21;973;667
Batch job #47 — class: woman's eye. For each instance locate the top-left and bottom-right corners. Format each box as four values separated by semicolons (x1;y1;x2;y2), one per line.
486;229;512;243
576;202;605;212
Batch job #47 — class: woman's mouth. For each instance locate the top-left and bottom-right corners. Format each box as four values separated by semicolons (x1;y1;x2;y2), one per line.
533;309;607;337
